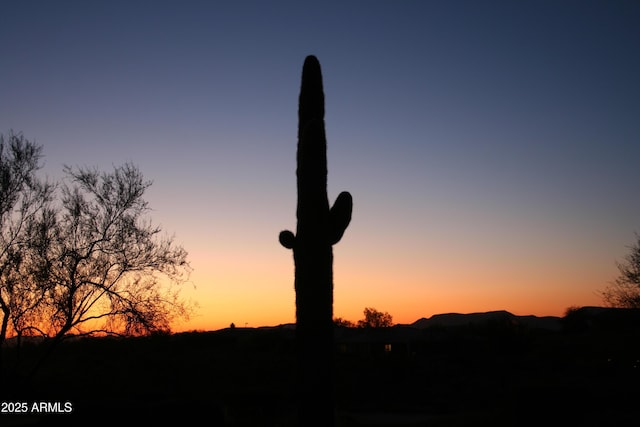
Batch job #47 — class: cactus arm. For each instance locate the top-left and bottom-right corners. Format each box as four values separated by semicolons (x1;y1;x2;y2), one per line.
329;191;352;245
279;229;295;249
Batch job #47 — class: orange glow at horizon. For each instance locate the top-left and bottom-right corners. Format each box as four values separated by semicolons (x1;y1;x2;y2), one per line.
171;242;609;333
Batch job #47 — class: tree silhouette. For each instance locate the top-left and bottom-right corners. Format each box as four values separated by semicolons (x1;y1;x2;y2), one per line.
0;132;55;371
357;307;393;328
334;317;355;327
42;164;192;338
0;160;193;377
602;233;640;308
279;55;353;427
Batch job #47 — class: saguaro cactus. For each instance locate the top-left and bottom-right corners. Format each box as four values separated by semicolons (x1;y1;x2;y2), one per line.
279;55;352;426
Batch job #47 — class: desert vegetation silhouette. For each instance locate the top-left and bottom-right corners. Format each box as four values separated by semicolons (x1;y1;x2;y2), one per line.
334;307;394;328
279;55;352;427
0;131;192;380
357;307;393;328
601;233;640;309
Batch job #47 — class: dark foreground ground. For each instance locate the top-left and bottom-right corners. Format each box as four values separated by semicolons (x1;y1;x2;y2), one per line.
1;309;639;426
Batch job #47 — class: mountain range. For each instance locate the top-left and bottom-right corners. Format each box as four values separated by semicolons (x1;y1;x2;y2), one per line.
408;309;563;331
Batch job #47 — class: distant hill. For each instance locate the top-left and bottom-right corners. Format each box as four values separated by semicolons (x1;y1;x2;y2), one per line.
410;310;563;331
199;307;639;334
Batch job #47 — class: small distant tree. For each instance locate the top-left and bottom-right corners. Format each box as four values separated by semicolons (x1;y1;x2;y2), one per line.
563;306;581;317
357;307;393;328
601;234;640;309
333;317;355;327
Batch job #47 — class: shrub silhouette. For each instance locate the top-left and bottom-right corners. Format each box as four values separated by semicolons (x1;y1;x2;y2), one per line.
357;307;394;328
279;55;352;427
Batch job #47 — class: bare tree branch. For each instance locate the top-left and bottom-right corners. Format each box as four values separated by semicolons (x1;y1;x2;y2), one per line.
601;233;640;309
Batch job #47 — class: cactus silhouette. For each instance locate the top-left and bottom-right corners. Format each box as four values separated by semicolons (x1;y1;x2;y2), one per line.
279;55;352;427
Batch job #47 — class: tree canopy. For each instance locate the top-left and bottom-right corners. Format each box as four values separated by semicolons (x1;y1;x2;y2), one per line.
0;132;193;358
357;307;393;328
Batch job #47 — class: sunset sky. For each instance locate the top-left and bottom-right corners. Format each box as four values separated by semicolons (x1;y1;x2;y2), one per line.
1;1;639;331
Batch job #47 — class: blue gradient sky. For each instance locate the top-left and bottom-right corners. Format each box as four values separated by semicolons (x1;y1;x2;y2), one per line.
2;1;639;330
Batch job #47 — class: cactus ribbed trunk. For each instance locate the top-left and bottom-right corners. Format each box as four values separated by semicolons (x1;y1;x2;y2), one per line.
279;56;352;427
